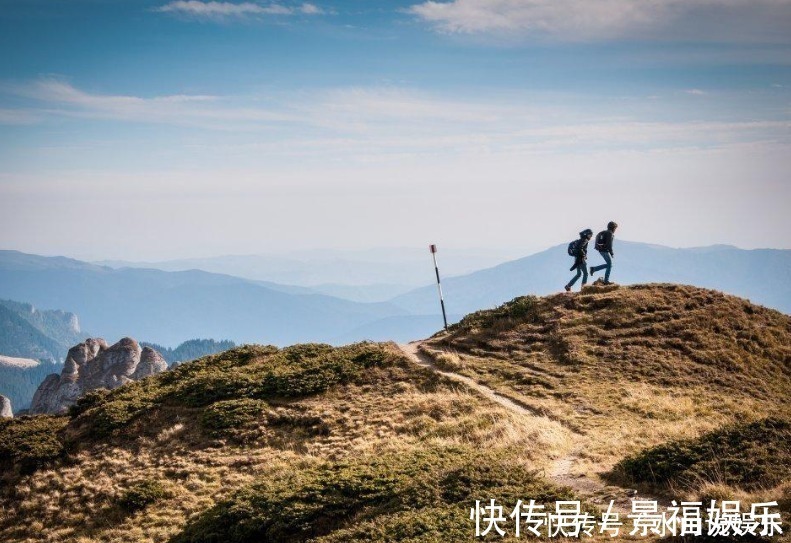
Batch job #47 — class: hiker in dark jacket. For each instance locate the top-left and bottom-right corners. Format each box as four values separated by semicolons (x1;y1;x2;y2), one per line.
565;229;593;292
590;221;618;284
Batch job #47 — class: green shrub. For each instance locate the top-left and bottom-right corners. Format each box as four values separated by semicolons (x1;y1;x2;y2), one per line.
450;295;540;333
70;379;162;439
0;416;68;474
68;388;111;417
200;398;269;441
171;446;574;543
66;343;399;443
118;479;169;512
614;418;791;490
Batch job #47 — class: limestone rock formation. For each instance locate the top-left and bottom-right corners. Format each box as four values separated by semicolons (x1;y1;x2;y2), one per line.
29;337;167;415
0;395;12;418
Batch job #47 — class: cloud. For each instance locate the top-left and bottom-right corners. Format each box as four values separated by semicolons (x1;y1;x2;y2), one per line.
299;3;324;15
3;79;789;158
156;1;323;20
409;0;791;43
5;78;296;129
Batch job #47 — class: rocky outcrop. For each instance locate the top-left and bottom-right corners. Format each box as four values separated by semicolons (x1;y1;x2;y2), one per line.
0;395;12;418
29;338;167;415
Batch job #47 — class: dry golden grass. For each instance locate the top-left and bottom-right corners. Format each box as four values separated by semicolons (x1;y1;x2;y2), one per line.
425;284;791;494
0;343;579;543
2;285;788;542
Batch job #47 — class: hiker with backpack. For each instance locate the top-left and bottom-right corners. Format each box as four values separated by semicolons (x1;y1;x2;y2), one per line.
565;229;593;292
590;221;618;285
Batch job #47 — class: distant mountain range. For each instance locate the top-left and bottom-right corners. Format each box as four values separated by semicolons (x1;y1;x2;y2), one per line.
1;243;788;351
0;299;83;362
391;241;791;318
0;250;408;346
0;294;239;409
95;247;513;302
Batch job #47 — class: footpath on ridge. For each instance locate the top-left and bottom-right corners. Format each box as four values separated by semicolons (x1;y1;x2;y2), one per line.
398;341;664;515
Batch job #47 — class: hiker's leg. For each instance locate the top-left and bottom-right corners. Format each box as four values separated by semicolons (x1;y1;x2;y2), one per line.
601;251;612;282
567;267;582;288
581;263;588;285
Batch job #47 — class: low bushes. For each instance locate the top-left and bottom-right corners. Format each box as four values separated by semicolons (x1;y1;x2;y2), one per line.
118;479;170;512
171;446;574;543
614;418;791;491
0;415;68;474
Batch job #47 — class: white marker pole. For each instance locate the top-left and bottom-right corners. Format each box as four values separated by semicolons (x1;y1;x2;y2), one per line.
430;244;448;330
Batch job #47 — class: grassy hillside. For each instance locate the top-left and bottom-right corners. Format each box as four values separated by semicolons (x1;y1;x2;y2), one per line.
0;342;573;542
1;283;788;542
613;418;791;495
422;283;791;512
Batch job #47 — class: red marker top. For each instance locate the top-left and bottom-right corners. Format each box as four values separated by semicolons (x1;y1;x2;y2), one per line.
429;244;437;254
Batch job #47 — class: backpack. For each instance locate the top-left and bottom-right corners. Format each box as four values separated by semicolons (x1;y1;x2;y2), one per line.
567;239;580;257
595;231;607;251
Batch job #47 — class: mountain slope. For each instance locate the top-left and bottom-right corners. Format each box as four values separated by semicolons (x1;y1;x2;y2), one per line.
0;284;788;542
96;247;509;290
0;343;572;543
421;283;791;506
392;242;791;318
0;250;407;346
0;302;74;411
0;305;65;362
0;299;82;356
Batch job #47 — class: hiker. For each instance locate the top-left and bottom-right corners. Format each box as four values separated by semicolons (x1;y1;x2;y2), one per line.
565;229;593;292
590;221;618;284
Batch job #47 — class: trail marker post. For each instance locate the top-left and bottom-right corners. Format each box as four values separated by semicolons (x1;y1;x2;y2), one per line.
430;244;448;330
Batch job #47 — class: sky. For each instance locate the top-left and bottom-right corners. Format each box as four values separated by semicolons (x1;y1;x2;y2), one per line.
0;0;790;261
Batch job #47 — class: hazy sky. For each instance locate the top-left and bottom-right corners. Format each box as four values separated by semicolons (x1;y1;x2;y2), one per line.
1;0;790;261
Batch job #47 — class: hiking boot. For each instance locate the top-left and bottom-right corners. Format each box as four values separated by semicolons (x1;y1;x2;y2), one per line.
603;280;614;285
564;285;571;292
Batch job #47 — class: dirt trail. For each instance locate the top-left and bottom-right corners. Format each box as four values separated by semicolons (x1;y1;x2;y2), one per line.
398;342;545;419
398;341;656;515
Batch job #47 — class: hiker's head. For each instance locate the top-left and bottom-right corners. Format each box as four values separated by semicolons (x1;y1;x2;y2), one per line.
580;229;593;239
608;221;618;232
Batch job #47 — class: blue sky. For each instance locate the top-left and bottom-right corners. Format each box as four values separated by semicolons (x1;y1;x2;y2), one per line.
1;0;790;260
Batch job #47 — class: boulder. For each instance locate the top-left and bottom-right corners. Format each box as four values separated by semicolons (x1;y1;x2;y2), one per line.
0;395;12;418
29;337;167;415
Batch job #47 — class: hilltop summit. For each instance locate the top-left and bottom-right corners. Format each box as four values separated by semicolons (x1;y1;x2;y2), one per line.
422;283;790;503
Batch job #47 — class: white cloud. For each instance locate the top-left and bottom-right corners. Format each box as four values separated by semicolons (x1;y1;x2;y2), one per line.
299;3;324;15
155;1;324;19
409;0;791;42
4;79;789;157
5;79;296;129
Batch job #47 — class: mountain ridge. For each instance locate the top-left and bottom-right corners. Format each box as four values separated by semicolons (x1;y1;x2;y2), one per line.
0;250;408;347
0;283;788;542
